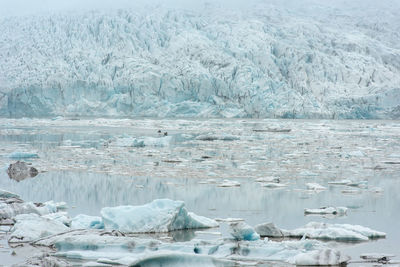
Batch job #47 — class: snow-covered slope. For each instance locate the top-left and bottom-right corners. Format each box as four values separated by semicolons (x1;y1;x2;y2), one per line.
0;2;399;118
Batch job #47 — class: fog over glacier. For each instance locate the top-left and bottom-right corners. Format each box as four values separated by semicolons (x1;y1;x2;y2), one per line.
0;0;399;118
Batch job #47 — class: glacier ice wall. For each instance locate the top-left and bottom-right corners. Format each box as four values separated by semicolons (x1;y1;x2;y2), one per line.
0;3;399;119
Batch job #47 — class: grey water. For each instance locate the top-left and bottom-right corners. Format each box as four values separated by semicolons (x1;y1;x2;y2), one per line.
0;118;399;265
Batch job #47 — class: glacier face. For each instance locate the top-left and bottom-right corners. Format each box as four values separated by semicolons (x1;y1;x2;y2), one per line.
0;2;399;119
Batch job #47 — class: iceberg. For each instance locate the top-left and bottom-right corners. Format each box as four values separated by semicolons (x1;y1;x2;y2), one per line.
9;213;69;242
101;199;218;233
283;222;386;241
71;214;104;229
254;222;283;238
229;221;260;241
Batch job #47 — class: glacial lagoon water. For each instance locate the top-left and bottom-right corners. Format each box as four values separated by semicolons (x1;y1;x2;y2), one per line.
0;118;399;266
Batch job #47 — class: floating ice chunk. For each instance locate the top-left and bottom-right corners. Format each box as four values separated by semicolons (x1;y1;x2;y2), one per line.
255;177;280;183
346;180;368;188
9;213;69;242
306;183;326;191
229;221;260;241
196;134;240;141
215;218;244;223
8;151;39;159
255;222;283;238
369;187;384;193
304;207;348;215
115;136;173;147
101;199;218;233
328;179;352;185
348;151;365;157
71;214;104;229
284;222;386;241
299;171;318;176
42;212;71;227
360;253;395;263
261;182;287;188
0;189;20;199
289;249;350;266
341;189;361;194
218;180;241;187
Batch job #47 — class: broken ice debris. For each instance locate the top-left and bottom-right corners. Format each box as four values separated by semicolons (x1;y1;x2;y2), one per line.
306;183;326;191
229;221;260;241
71;214;104;229
101;199;218;233
283;222;386;241
0;200;66;220
289;248;350;266
304;207;348;215
328;179;352;185
9;213;69;242
7;161;39;181
254;222;283;238
0;189;20;199
261;182;287;188
8;151;39;159
195;134;240;141
218;180;241;187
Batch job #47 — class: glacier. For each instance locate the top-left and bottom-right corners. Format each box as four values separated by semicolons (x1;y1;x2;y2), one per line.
0;1;399;119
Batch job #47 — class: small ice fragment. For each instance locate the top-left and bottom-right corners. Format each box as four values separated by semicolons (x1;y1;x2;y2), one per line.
341;189;361;194
360;253;395;263
261;182;287;188
8;151;39;159
229;221;260;241
214;218;244;222
304;207;348;215
218;180;240;187
306;183;326;191
255;177;280;183
346;180;368;188
328;179;352;185
254;222;283;238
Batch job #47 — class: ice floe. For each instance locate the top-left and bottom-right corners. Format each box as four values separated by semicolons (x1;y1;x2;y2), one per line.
229;221;260;241
9;213;69;242
101;199;218;233
71;214;104;230
254;222;283;238
289;248;350;266
283;222;386;241
304;207;348;215
7;151;39;159
306;183;326;191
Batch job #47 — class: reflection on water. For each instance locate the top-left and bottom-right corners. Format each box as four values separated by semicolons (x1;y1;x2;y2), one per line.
0;118;399;264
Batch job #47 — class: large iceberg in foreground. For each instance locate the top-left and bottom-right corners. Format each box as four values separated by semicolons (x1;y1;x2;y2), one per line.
101;199;218;233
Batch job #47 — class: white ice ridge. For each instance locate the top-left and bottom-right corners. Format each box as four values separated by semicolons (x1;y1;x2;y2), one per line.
0;2;400;119
101;199;219;232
